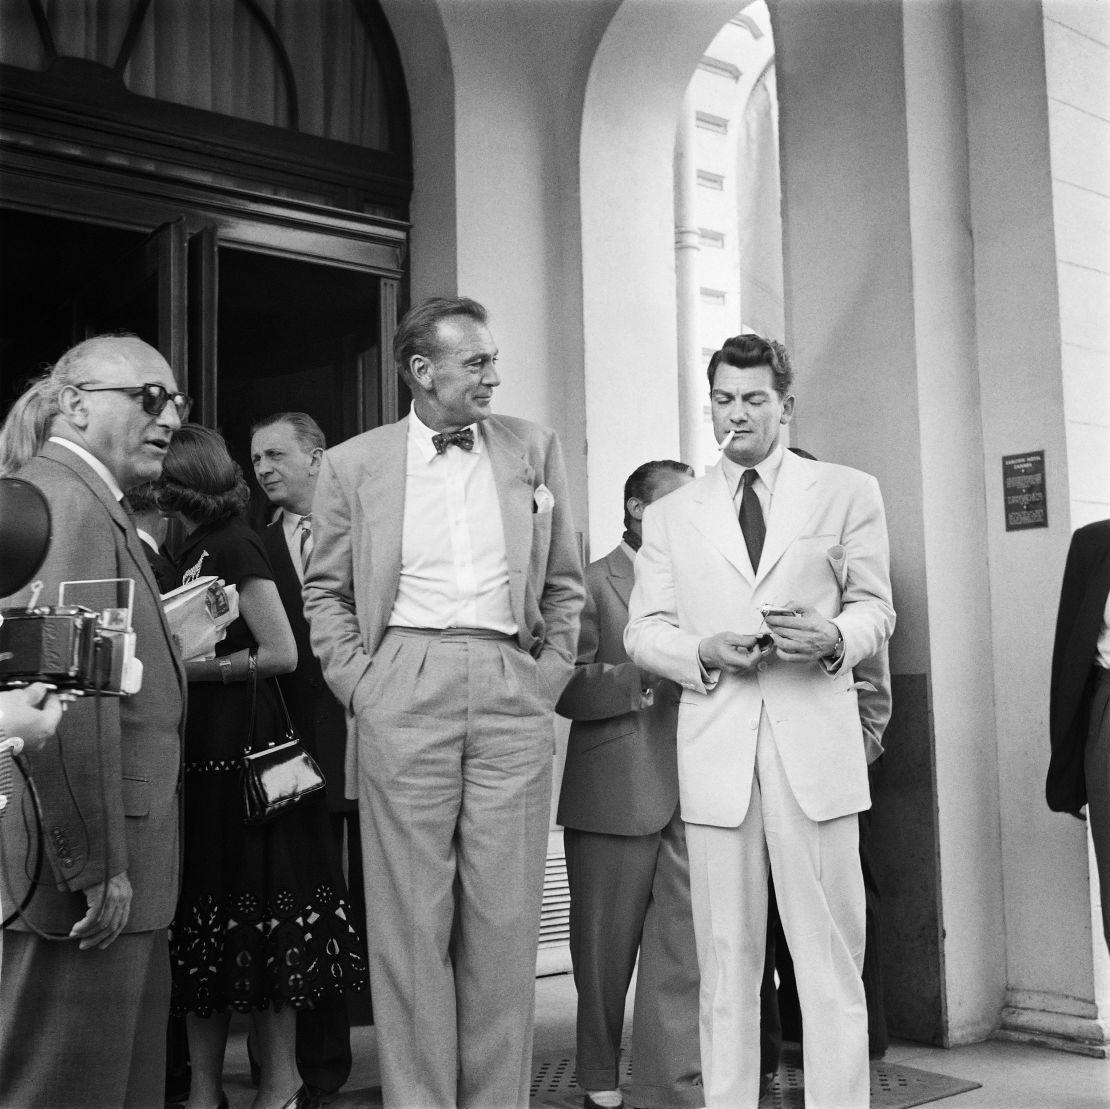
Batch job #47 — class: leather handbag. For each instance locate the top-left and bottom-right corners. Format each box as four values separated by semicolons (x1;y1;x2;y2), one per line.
241;650;324;825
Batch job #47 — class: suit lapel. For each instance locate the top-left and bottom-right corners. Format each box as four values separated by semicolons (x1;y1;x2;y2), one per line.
1090;543;1110;615
483;417;536;580
39;442;188;693
264;520;304;618
754;449;818;588
356;419;408;611
690;463;752;582
604;545;634;610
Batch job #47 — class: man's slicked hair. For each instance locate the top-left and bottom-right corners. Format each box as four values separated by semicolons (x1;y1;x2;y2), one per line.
623;459;695;528
706;332;793;397
249;411;326;453
392;296;488;386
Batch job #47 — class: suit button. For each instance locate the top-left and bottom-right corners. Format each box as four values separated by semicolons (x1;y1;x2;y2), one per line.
749;719;759;730
757;662;768;672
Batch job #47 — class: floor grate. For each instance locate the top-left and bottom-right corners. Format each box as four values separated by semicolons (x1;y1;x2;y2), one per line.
529;1043;980;1109
299;1041;981;1108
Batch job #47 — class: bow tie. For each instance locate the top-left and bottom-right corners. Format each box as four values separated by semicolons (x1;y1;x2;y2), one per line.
431;427;475;454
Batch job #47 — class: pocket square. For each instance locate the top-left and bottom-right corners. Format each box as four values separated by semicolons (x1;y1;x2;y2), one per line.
533;483;555;514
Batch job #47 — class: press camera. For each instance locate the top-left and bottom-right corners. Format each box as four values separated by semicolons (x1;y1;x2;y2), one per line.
0;582;142;696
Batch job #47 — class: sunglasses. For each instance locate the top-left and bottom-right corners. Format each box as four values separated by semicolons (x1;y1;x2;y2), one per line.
76;382;193;420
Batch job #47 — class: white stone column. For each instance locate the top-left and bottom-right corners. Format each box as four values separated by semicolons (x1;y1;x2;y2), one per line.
674;80;705;469
959;0;1109;1055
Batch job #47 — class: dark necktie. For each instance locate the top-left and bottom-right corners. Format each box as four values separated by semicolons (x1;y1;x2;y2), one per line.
298;514;313;574
738;469;765;571
431;427;475;454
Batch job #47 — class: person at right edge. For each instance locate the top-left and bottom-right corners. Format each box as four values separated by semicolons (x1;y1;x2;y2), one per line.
1048;518;1110;950
624;333;895;1109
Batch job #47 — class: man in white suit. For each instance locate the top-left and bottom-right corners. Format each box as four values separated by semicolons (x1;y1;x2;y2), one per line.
624;333;895;1109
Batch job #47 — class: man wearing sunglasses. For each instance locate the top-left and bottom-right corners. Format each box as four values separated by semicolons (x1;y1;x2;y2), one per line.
0;334;188;1109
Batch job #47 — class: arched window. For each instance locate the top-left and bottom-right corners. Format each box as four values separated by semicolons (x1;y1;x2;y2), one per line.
0;0;404;153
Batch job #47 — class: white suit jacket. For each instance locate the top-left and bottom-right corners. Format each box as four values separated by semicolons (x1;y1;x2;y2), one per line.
624;449;894;827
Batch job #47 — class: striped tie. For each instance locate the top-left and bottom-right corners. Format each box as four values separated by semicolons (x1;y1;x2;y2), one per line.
298;515;313;574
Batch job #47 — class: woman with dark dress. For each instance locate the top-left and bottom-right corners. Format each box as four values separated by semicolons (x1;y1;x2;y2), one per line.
158;426;367;1109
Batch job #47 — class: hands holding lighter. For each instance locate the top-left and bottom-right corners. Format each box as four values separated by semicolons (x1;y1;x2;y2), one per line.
699;602;842;673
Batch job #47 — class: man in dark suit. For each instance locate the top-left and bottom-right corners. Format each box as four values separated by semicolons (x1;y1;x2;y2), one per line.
0;334;187;1108
556;459;701;1109
250;410;363;1101
303;296;584;1108
1048;519;1110;949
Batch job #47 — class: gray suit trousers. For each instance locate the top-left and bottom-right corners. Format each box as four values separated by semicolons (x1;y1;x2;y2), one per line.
564;806;703;1108
355;629;555;1109
0;928;169;1108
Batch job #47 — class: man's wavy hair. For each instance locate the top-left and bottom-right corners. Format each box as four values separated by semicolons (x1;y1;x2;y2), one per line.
392;296;488;387
706;333;793;397
156;424;250;525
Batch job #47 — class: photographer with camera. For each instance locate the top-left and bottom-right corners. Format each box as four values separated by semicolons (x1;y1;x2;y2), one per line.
0;335;187;1109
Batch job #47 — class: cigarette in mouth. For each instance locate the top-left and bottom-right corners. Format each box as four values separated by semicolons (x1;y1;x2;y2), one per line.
718;429;736;451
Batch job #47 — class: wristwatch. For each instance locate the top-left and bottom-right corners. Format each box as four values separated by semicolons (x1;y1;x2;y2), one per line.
829;630;845;661
218;657;234;684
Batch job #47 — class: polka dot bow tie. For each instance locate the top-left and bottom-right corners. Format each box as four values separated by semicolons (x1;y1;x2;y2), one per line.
431;427;475;454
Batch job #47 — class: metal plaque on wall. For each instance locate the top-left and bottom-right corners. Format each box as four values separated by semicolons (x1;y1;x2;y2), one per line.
1002;451;1048;531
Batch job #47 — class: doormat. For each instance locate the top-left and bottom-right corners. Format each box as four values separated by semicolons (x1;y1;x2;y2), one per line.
530;1044;981;1109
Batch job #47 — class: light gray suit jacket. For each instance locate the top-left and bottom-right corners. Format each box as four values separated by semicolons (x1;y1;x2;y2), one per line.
0;442;186;933
556;545;681;836
302;413;584;792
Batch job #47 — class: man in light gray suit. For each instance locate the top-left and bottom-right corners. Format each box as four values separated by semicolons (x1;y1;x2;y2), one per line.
557;459;701;1109
0;335;187;1109
302;296;584;1109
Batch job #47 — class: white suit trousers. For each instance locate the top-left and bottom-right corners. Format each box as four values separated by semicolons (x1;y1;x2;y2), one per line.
685;708;868;1109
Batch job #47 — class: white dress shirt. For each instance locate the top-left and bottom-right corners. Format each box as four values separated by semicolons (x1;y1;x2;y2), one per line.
1097;591;1110;670
388;407;516;634
721;442;786;569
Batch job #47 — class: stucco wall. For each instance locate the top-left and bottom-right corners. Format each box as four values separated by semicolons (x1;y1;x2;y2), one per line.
1043;0;1110;532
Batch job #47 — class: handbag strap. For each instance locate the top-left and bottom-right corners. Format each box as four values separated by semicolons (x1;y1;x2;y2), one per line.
271;675;296;734
242;648;260;756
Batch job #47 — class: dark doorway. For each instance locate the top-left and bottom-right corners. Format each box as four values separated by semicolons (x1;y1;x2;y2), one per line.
0;209;397;472
214;246;386;523
0;209;151;409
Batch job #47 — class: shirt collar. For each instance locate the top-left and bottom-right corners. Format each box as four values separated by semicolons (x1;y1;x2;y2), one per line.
408;405;482;463
721;442;786;498
281;508;309;540
49;435;125;502
136;528;159;552
620;540;638;563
